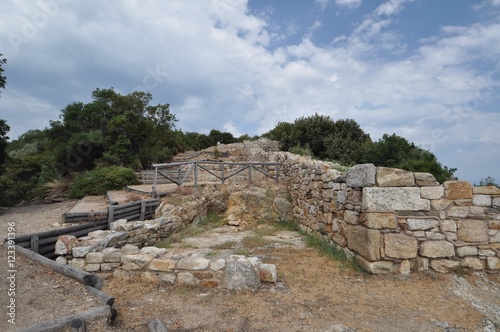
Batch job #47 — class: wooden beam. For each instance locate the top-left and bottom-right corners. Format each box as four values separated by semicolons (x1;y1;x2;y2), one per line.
84;285;115;306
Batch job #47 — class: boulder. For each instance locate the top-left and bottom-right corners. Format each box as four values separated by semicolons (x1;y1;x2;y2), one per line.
457;219;489;243
376;167;415;187
384;234;418;259
419;241;454;258
346;164;376;188
414;172;439;186
223;260;260;291
347;225;380;261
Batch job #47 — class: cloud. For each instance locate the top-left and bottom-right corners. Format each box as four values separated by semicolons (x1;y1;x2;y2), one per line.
335;0;362;9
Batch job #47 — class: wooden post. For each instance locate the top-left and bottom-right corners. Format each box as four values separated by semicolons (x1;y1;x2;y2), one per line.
275;163;279;182
178;164;182;185
194;162;198;187
108;206;114;229
31;235;39;253
152;166;158;198
140;201;146;221
221;162;225;184
249;164;253;183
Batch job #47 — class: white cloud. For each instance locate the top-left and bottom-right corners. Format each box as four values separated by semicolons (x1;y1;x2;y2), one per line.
335;0;362;9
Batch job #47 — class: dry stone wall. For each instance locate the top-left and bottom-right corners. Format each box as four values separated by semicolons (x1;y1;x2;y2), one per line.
272;152;500;274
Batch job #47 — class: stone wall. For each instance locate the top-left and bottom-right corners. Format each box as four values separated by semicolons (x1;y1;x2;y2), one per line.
272;152;500;274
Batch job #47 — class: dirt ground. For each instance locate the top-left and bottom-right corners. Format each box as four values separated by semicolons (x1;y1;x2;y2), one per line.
0;202;499;332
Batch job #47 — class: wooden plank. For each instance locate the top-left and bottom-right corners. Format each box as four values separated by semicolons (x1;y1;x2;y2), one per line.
84;285;115;306
31;235;39;253
19;305;112;332
13;220;108;243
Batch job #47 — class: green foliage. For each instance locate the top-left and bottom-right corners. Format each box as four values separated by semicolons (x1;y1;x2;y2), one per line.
68;166;138;198
0;119;9;171
0;53;6;94
289;144;313;157
324;118;371;165
477;176;499;188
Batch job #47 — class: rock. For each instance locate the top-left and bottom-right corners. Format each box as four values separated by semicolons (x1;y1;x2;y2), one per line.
440;220;457;232
55;256;68;265
456;246;478;257
325;324;357;332
457;219;489;243
376;167;415;187
355;255;393;274
346;225;381;261
420;186;444;199
85;252;104;264
177;272;199;286
72;245;96;258
406;218;439;231
431;199;453;211
444;181;473;200
384;234;418;259
414;172;439;186
84;264;101;272
360;212;398;229
122;244;140;255
141;272;160;284
55;235;78;255
344;210;359;225
472;195;492;207
109;218;128;232
210;259;226;271
68;258;85;270
430;259;460;273
121;254;154;270
273;196;293;222
223;260;261;291
461;257;485;270
486;257;500;270
362;187;430;211
177;254;211;270
346;164;376;188
257;264;277;283
420;241;454;258
149;258;177;271
139;246;167;258
473;186;500;195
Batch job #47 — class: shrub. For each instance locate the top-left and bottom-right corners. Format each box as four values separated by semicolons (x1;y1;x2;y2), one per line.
69;166;138;198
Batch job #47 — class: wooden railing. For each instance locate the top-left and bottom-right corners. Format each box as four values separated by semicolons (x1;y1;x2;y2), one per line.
149;161;280;197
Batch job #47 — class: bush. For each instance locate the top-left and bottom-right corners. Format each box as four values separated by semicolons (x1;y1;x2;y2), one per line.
69;166;138;198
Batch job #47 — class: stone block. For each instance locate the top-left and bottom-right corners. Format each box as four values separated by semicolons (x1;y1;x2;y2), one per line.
109;219;127;232
362;187;430;211
347;225;381;261
456;246;478;257
426;232;445;240
472;195;491;207
344;210;359;225
473;186;500;195
55;256;68;265
440;220;457;233
446;207;469;218
178;272;200;286
419;241;454;258
177;255;211;270
469;206;485;216
384;234;418;259
493;198;500;207
69;258;85;270
55;235;78;255
160;274;177;285
431;199;452;211
139;247;167;258
223;261;260;291
444;181;472;200
461;257;485;270
346;164;376;188
486;257;500;270
360;212;397;229
103;252;122;263
406;218;439;231
414;257;429;271
376;167;415;187
414;172;439;186
430;259;460;273
457;219;489;243
121;254;154;270
122;244;140;255
72;246;96;258
84;264;101;272
421;187;444;200
257;264;277;283
210;259;226;271
85;252;104;264
478;249;496;257
149;259;177;272
101;263;121;271
355;255;394;274
490;231;500;243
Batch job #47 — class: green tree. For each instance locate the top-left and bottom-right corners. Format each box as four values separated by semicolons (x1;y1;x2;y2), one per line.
477;176;499;188
324;119;371;165
0;119;10;171
0;53;6;94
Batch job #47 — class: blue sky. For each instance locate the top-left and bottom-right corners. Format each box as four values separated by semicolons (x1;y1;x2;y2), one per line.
0;0;499;184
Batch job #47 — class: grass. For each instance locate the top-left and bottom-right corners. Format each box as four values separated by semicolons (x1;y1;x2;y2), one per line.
241;235;269;249
212;241;237;250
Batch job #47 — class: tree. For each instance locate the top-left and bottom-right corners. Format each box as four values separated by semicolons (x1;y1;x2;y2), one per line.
477;176;499;188
324;119;371;165
0;119;9;171
0;53;6;95
363;133;456;183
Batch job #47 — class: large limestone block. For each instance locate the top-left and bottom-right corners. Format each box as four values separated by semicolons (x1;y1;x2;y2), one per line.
473;186;500;195
376;167;415;187
406;218;439;231
121;254;154;270
360;212;397;229
362;187;430;211
384;234;418;259
444;181;472;199
457;219;489;243
414;172;439;186
421;187;444;199
223;261;260;291
347;225;381;261
472;195;491;207
355;255;393;274
177;255;211;270
149;259;177;271
346;164;376;188
419;240;454;258
430;259;460;273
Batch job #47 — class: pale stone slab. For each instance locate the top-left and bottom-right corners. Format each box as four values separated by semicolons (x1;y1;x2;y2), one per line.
430;259;460;273
257;264;277;282
177;255;211;270
473;186;500;195
346;164;376;188
440;220;457;233
121;254;154;270
414;172;439;186
444;181;472;199
486;257;500;270
472;195;491;207
376;167;415;187
461;257;485;270
72;246;96;258
344;210;360;225
447;207;469;218
419;240;454;258
493;198;500;207
347;225;381;261
362;187;430;211
139;246;167;258
360;212;397;229
406;218;439;231
421;186;444;199
84;264;101;272
355;255;394;274
178;272;200;286
223;261;260;291
85;252;104;264
384;234;418;259
457;219;489;243
456;246;478;257
431;199;453;211
149;259;177;271
210;259;226;271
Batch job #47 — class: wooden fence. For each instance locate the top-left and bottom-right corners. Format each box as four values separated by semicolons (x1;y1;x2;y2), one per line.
8;199;160;259
149;161;280;197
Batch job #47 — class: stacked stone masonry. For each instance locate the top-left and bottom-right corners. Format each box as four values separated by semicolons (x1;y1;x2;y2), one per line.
272;153;500;274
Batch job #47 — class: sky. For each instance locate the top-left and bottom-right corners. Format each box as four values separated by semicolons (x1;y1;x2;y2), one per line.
0;0;499;184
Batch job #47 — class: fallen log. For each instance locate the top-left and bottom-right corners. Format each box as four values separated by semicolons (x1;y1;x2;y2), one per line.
12;245;103;289
19;305;112;332
84;285;115;306
148;318;169;332
70;318;85;332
